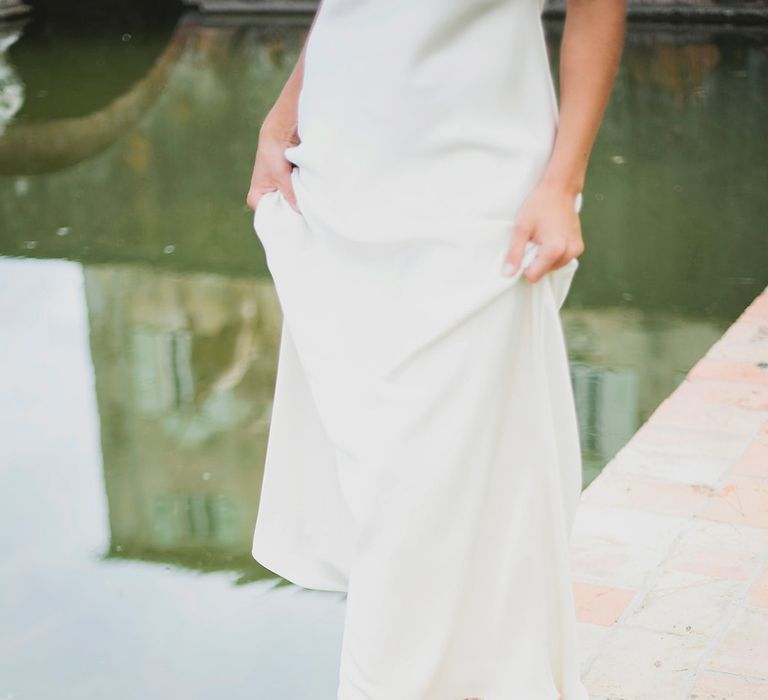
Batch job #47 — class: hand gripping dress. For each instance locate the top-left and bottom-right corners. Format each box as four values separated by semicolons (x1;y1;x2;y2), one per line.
251;0;588;698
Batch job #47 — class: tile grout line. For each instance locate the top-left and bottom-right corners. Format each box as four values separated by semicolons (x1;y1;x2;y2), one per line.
574;283;768;697
676;545;768;699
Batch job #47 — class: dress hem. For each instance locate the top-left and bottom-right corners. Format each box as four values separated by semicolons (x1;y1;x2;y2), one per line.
251;540;349;594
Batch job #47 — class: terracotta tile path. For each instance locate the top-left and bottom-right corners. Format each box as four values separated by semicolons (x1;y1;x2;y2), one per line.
571;285;768;699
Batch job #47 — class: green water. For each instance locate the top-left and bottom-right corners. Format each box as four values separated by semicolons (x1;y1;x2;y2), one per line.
0;11;766;698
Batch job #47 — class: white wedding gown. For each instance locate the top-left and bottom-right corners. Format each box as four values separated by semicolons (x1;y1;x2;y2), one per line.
251;0;588;697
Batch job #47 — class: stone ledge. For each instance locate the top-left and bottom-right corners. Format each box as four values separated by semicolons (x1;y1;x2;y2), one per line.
185;0;768;23
571;284;768;699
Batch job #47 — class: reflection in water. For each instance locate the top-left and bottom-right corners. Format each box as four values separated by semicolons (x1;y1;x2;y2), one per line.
78;264;723;564
0;11;766;699
563;308;723;482
0;260;344;700
83;265;282;573
0;22;191;175
0;25;23;136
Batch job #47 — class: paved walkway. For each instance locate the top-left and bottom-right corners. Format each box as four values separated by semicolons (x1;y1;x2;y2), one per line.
571;285;768;699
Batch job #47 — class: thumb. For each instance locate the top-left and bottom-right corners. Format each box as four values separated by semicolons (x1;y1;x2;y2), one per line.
501;220;533;277
278;169;301;214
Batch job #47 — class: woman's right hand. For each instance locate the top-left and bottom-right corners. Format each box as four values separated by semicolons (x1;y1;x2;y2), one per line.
246;117;301;214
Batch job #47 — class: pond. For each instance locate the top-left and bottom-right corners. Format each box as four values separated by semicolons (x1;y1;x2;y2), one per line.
0;9;766;699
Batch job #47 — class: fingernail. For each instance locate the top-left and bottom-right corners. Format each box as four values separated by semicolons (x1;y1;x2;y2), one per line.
501;262;516;277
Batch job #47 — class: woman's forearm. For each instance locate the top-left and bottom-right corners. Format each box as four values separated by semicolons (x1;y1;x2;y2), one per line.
260;2;325;142
249;5;325;212
260;47;306;142
540;0;627;196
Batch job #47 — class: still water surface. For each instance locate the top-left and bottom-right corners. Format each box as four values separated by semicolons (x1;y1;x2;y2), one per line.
0;11;766;699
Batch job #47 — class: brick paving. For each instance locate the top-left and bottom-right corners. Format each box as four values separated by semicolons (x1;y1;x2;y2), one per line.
570;286;768;699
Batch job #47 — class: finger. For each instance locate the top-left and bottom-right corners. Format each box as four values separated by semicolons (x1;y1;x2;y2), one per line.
501;221;533;277
549;249;573;272
246;185;277;211
278;169;301;214
524;242;565;283
246;188;265;211
551;239;585;270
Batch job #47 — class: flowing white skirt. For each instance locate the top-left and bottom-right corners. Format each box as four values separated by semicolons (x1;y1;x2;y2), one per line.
251;167;588;699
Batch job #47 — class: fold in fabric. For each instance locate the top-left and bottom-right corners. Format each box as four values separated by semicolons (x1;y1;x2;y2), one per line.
251;0;589;695
251;185;587;700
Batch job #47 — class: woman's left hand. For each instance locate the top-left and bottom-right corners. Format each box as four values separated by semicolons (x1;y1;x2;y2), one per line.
501;182;585;283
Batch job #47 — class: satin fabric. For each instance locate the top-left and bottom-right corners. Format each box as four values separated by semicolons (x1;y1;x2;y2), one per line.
251;1;588;697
